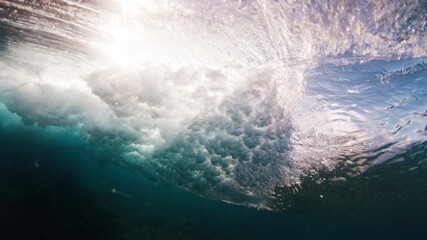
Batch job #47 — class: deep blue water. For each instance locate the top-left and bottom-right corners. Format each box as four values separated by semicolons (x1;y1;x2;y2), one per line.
1;104;426;239
1;0;427;239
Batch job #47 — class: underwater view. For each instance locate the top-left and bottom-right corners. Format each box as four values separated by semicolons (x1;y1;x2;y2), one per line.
1;0;427;239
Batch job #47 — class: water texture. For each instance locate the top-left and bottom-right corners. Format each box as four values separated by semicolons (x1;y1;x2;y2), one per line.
0;1;427;239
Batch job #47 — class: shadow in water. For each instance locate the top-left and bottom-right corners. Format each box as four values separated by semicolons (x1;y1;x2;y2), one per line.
0;129;121;240
272;141;427;238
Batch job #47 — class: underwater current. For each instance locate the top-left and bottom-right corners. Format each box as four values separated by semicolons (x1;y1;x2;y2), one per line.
1;0;427;239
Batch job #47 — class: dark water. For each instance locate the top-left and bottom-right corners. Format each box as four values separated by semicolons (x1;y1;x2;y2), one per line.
1;0;427;239
1;110;426;239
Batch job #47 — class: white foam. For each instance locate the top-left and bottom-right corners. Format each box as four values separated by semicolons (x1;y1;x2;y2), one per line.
0;0;426;207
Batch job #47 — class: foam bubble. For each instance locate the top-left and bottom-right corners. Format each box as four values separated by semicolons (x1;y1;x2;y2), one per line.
0;0;426;208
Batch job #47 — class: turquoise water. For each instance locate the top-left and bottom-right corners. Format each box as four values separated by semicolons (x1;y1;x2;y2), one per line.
1;116;425;239
1;0;427;239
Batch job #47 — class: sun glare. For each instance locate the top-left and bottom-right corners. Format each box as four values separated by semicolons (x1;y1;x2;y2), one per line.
98;26;140;68
90;0;154;69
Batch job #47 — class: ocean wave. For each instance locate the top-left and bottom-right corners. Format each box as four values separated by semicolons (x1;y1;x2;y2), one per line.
0;0;426;208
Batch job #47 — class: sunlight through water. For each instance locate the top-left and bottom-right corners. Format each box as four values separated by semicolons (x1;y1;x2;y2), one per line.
0;0;426;208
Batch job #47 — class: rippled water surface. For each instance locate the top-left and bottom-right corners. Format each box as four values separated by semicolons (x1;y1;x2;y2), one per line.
1;0;427;239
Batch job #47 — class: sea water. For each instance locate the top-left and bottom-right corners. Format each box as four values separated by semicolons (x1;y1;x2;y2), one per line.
0;0;426;239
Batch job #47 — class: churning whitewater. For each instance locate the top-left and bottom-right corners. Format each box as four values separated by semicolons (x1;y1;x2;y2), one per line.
0;0;426;207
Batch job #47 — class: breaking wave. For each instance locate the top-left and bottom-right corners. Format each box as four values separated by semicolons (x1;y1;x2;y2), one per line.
0;0;426;208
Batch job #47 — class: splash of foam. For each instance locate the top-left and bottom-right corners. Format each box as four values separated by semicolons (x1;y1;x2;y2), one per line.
0;0;426;207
